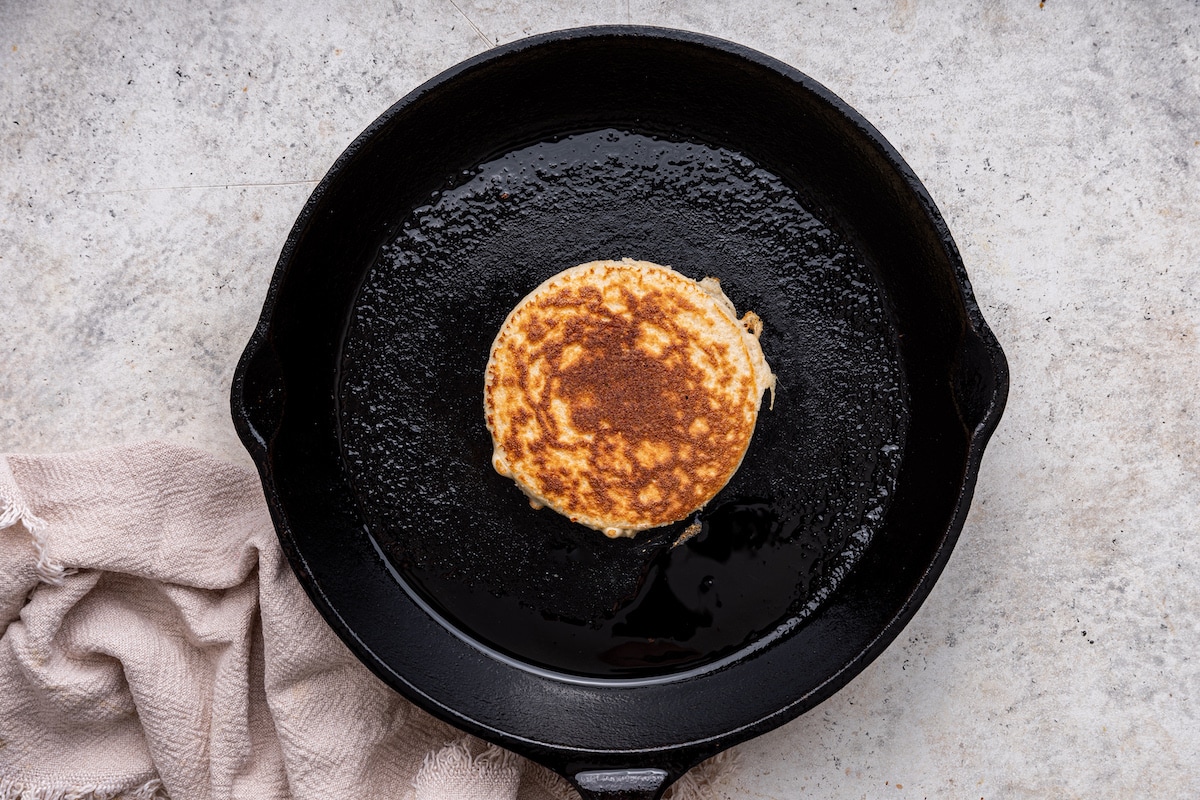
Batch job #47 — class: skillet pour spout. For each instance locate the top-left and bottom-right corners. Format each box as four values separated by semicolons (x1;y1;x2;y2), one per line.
231;25;1008;797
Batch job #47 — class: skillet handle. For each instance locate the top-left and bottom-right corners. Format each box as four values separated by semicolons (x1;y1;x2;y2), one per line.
571;768;672;800
230;334;287;457
951;325;1009;435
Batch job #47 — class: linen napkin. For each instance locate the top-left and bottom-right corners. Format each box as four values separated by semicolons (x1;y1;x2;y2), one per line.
0;442;734;800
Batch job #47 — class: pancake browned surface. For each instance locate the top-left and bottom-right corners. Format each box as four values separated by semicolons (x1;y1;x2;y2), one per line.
484;259;775;537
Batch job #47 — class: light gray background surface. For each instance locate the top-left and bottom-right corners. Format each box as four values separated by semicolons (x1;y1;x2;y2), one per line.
3;1;1198;797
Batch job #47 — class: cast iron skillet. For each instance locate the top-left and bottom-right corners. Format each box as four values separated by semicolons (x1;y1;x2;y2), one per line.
232;26;1007;799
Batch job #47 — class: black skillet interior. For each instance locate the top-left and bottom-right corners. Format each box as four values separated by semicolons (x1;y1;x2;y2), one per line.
233;27;1008;800
338;125;911;681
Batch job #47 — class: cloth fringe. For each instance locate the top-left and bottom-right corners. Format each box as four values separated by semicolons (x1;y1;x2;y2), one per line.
417;740;524;777
416;744;740;800
0;777;165;800
662;749;739;800
0;496;74;585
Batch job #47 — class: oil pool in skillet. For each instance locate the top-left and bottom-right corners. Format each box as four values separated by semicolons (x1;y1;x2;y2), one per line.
337;129;909;679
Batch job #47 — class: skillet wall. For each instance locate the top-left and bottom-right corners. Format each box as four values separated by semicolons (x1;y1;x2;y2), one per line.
237;28;999;770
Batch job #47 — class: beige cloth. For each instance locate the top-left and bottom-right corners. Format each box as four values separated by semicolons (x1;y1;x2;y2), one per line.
0;442;734;800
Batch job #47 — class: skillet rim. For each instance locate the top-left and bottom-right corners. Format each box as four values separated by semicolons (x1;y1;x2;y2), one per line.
231;23;1009;771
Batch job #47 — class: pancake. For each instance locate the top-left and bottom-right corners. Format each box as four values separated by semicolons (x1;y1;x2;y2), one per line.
484;258;776;538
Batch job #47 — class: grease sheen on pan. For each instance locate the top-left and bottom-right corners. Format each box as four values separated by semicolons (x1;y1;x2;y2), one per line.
484;259;776;538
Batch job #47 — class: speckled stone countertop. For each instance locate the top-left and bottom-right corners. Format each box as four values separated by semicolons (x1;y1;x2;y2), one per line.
3;1;1197;796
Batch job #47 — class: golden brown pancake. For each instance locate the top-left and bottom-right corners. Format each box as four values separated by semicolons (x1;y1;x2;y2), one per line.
484;258;775;537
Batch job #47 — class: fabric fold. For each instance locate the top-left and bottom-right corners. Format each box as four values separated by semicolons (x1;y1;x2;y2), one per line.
0;442;735;800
